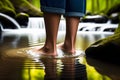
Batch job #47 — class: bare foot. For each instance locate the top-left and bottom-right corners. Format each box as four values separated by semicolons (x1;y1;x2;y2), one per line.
28;46;57;57
57;43;84;58
57;43;76;54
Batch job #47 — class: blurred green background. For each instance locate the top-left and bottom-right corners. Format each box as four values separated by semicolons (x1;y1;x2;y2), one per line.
28;0;120;14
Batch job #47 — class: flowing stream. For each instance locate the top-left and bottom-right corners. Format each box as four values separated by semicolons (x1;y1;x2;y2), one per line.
0;13;21;31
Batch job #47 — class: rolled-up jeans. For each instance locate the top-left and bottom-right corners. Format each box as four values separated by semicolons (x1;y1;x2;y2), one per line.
40;0;86;17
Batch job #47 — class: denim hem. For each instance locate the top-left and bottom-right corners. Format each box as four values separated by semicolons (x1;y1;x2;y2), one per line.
64;12;85;17
41;6;65;14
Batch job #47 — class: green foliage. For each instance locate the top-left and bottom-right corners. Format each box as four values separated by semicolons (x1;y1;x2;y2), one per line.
9;0;43;16
28;0;120;15
0;0;120;17
0;0;16;16
28;0;40;8
86;0;120;14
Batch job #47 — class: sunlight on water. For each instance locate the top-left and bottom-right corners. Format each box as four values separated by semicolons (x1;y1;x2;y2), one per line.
22;57;87;80
22;60;45;80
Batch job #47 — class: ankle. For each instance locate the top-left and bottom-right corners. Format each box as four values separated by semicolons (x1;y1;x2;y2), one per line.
58;43;76;54
43;45;57;54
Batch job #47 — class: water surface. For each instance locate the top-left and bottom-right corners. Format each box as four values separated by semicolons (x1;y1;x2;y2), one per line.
0;17;120;80
1;29;119;80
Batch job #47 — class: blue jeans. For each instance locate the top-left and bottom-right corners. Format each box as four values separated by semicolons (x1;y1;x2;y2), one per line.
40;0;86;17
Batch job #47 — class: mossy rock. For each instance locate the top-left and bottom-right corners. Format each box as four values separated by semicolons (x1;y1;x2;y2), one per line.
85;2;120;64
16;12;29;26
0;0;43;17
85;24;120;64
0;0;16;17
9;0;43;17
0;15;18;29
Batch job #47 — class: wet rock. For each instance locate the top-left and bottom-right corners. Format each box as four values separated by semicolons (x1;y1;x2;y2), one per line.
0;0;44;29
0;15;17;29
110;13;119;24
85;32;120;64
85;2;120;64
16;13;29;27
81;15;108;23
106;3;120;16
106;3;120;24
85;42;120;64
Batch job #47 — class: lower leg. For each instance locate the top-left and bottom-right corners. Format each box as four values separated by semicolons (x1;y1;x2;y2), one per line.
33;12;61;56
59;17;80;54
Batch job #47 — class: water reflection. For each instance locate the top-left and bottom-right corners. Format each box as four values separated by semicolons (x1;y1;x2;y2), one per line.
0;55;25;80
60;58;87;80
0;28;116;80
86;57;120;80
0;31;111;50
76;32;111;50
40;57;87;80
41;58;58;80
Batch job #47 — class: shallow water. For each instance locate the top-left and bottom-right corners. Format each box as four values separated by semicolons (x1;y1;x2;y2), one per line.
0;30;120;80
